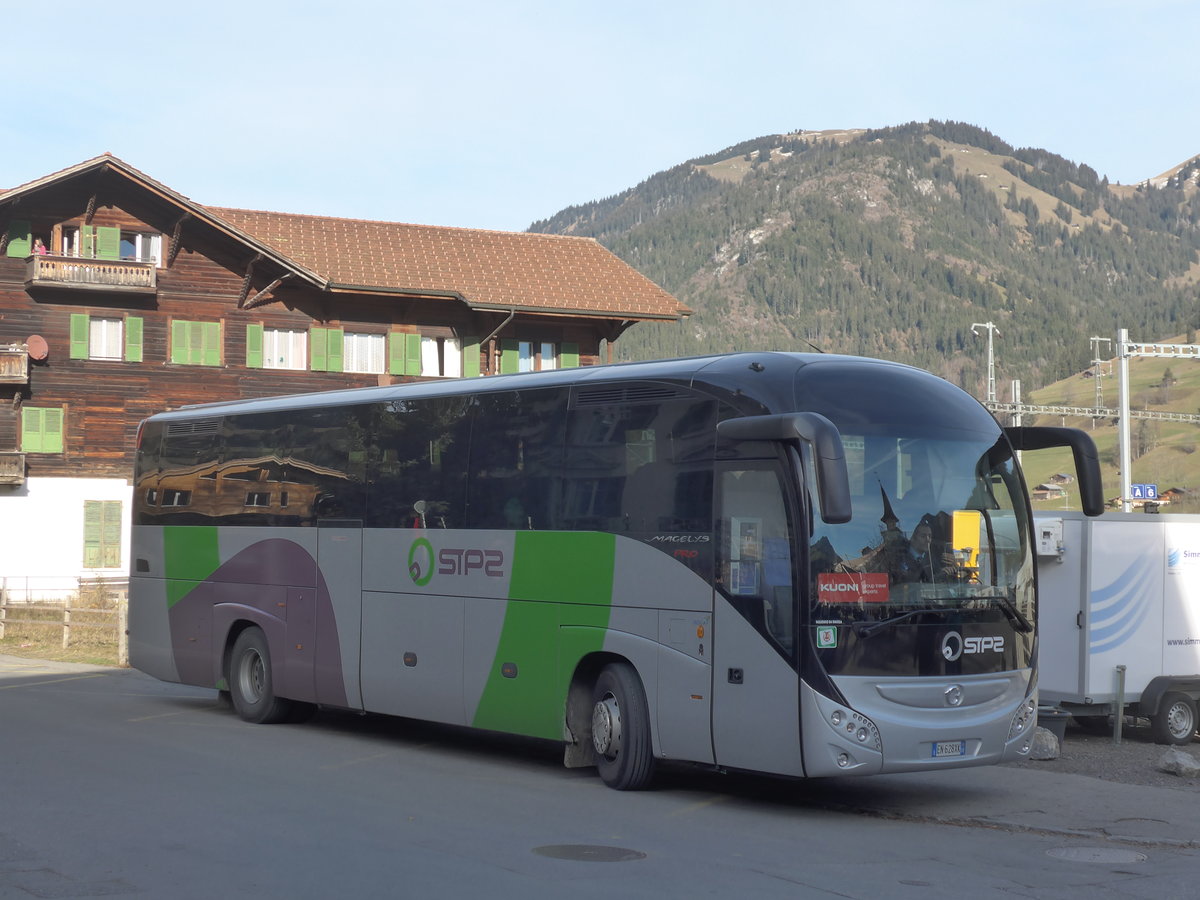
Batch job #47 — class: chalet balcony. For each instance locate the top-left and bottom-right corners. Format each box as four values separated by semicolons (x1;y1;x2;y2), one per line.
0;452;25;485
25;254;157;294
0;347;28;384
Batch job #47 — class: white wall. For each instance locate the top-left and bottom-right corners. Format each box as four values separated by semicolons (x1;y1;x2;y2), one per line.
0;476;132;591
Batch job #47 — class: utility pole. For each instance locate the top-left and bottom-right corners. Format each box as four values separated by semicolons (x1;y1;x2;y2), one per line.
972;321;1000;404
1089;336;1111;429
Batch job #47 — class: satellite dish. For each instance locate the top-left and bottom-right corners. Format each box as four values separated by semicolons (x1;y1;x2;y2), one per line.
26;335;48;361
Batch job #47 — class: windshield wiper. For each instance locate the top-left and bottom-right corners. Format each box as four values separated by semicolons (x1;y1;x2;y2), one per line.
852;608;948;639
993;595;1033;633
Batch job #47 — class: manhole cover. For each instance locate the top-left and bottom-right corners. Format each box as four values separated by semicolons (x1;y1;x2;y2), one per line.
1047;847;1148;864
532;844;646;862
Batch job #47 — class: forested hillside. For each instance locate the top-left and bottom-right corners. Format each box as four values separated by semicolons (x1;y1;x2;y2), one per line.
531;121;1200;398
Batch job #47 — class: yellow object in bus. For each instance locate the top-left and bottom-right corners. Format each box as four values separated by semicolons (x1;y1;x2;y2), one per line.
951;510;982;572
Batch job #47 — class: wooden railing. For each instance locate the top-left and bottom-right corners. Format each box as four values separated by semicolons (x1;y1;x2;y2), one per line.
0;347;27;384
25;254;156;292
0;452;25;485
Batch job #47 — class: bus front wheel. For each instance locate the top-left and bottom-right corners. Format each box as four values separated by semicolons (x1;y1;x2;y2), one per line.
591;663;655;790
229;627;295;725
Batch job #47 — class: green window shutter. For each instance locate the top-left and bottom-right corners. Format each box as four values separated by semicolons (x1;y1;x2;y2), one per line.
202;322;221;366
327;328;344;373
387;332;404;375
311;327;328;372
170;320;188;364
463;338;480;377
125;317;143;362
6;220;31;257
500;339;519;374
246;324;264;368
21;407;63;453
43;408;64;453
80;226;96;259
101;501;122;568
96;226;121;260
560;342;580;369
21;407;44;452
83;501;102;567
405;333;422;375
70;314;90;359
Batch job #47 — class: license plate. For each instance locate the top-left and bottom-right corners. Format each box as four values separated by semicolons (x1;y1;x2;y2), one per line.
932;740;966;758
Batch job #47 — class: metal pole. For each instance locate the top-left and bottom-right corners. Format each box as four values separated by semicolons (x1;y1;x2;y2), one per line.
1117;329;1132;513
972;322;1000;404
1113;664;1126;744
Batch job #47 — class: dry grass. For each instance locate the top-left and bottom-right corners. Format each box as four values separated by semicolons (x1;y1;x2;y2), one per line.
0;586;124;667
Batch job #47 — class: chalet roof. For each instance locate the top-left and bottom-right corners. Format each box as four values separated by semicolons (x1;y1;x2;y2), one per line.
2;154;689;322
210;207;687;320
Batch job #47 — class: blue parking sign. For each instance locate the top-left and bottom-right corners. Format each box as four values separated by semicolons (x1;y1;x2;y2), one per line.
1146;484;1158;500
1131;484;1145;499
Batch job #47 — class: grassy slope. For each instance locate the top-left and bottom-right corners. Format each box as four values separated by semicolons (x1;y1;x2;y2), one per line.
1020;333;1200;513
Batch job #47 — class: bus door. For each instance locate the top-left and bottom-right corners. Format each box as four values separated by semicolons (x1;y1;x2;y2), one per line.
316;520;364;710
710;459;805;778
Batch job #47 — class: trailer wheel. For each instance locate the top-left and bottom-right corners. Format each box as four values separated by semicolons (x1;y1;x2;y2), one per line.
591;663;655;790
1150;692;1197;746
229;627;295;725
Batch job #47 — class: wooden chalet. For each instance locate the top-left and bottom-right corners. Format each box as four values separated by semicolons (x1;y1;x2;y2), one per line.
0;154;689;587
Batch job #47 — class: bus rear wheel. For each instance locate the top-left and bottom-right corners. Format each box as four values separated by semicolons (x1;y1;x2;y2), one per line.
229;627;295;725
1151;692;1197;746
591;663;655;790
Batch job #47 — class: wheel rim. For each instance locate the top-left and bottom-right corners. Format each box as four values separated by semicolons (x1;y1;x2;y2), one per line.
1168;700;1195;740
592;694;622;758
236;648;266;705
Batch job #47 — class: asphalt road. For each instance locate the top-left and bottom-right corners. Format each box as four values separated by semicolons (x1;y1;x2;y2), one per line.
1;655;1196;899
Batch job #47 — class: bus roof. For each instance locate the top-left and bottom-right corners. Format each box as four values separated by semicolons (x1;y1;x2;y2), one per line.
144;351;932;422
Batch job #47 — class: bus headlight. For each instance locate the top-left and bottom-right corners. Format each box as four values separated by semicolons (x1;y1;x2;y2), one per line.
1008;696;1037;740
828;707;881;752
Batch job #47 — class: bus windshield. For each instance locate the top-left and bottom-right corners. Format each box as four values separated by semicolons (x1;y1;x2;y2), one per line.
807;429;1032;624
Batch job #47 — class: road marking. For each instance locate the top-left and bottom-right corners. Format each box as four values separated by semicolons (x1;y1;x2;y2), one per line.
321;751;402;770
665;795;729;817
0;673;109;690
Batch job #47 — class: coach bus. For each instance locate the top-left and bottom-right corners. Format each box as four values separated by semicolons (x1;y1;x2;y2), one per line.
129;352;1103;789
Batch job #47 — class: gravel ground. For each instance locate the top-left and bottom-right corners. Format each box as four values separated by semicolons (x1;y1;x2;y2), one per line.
1004;718;1200;791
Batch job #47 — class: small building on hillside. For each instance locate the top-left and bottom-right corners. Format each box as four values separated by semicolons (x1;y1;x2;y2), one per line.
0;155;689;592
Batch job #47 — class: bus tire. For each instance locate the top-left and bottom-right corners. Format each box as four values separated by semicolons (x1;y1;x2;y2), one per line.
1150;692;1197;746
591;663;655;790
228;627;294;725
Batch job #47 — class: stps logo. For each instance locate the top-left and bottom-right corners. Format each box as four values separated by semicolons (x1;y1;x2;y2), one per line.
407;537;506;586
408;538;436;586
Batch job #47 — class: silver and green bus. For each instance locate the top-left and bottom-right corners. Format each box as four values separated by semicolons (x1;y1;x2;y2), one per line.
129;352;1102;789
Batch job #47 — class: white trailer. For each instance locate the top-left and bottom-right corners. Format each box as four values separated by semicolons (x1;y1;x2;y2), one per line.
1035;511;1200;744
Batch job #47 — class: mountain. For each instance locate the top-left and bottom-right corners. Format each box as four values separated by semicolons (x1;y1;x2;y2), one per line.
529;121;1200;398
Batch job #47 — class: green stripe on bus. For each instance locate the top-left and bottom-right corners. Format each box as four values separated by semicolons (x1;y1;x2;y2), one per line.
471;532;616;737
163;526;221;608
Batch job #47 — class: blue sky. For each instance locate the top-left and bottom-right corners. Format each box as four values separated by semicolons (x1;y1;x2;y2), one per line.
5;0;1198;232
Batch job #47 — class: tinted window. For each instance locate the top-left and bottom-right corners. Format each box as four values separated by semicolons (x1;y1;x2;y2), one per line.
368;396;472;528
466;389;567;529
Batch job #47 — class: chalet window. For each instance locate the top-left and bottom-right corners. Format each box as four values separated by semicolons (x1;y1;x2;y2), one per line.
21;407;65;453
161;489;192;507
118;232;162;265
83;500;122;569
244;492;271;507
262;328;307;370
499;339;579;373
388;332;421;376
69;314;143;362
310;327;344;372
345;332;386;374
60;227;161;265
170;321;222;366
420;336;463;378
